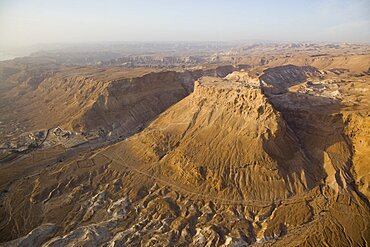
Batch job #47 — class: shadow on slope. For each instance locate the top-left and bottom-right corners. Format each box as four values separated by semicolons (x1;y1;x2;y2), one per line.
260;64;369;207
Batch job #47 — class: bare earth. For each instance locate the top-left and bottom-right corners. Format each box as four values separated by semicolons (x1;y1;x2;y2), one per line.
0;43;369;246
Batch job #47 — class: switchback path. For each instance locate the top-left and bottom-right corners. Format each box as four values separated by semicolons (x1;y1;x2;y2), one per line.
100;150;317;208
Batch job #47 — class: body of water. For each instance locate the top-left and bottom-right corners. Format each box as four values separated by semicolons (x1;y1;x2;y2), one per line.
0;51;18;61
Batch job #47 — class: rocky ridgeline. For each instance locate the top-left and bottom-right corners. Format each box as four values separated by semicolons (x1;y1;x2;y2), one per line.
0;62;369;246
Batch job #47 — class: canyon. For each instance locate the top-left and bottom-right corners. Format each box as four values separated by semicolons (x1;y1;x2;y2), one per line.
0;43;369;246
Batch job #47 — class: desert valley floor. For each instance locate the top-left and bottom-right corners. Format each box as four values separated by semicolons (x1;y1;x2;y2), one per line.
0;43;369;246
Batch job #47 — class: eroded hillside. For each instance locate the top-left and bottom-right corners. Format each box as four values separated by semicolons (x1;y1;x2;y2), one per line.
0;45;369;246
0;65;237;159
1;63;369;246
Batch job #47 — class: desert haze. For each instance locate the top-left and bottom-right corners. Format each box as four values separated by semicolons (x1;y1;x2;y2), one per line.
0;0;370;246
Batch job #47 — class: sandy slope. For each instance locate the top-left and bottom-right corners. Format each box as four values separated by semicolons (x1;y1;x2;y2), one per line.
0;44;369;246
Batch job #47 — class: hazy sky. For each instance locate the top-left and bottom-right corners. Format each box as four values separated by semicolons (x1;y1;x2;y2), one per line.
0;0;369;49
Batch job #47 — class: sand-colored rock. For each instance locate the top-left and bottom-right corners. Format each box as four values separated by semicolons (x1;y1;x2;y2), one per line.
0;44;369;246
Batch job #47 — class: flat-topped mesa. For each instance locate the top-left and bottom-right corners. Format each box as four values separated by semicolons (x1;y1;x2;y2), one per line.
224;71;261;86
195;72;260;92
193;76;277;128
106;75;317;201
193;75;280;136
63;66;238;139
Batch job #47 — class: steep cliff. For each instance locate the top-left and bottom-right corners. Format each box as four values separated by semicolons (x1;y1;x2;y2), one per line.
102;76;315;202
1;71;369;246
0;65;237;144
67;66;236;137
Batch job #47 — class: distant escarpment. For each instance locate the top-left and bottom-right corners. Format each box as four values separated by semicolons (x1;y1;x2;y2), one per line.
1;68;369;246
67;65;237;139
0;65;237;143
260;64;322;94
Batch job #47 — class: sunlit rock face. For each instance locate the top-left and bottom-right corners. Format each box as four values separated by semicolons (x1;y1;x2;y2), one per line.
0;45;369;246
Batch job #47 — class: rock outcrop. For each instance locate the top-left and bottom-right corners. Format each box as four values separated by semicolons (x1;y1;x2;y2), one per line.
1;46;369;246
0;65;237;144
103;75;315;202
